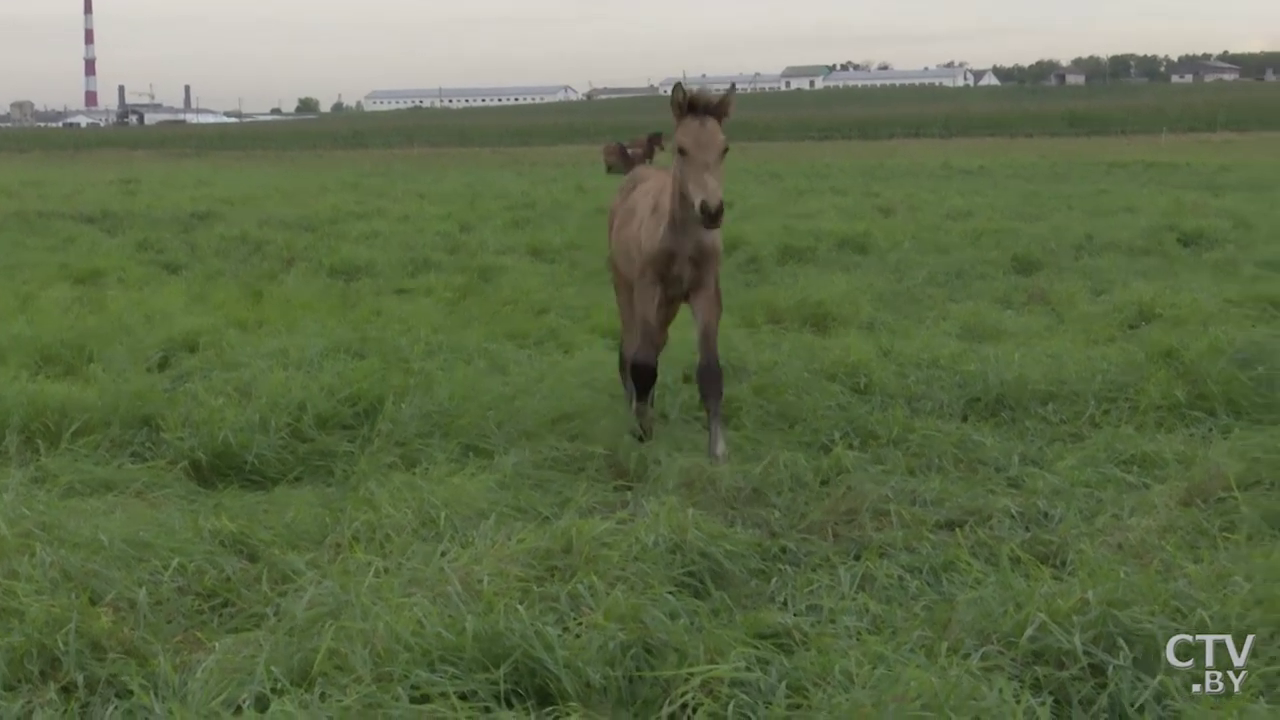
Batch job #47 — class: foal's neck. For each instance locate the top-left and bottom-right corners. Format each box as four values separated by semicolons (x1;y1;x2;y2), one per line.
664;170;708;246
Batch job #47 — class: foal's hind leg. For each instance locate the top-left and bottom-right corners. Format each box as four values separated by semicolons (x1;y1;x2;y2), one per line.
611;271;635;407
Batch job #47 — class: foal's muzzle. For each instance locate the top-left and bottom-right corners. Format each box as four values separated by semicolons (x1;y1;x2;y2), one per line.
699;200;725;229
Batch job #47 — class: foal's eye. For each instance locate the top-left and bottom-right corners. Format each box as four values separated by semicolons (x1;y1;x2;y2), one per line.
676;146;688;157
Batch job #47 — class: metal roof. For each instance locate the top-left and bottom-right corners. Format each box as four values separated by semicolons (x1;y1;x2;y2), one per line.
657;73;782;86
780;65;833;78
364;86;575;100
585;86;660;98
825;67;968;82
1173;59;1241;73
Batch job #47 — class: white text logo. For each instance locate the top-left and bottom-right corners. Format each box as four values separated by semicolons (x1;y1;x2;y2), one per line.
1164;634;1255;695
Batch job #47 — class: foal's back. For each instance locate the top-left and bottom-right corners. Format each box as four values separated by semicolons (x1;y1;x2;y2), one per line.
609;165;671;269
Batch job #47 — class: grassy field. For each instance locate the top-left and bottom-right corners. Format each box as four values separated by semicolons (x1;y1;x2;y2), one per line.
1;133;1278;715
3;82;1280;151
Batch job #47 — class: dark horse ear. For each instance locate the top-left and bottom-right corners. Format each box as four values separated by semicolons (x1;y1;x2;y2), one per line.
670;82;688;120
712;82;737;123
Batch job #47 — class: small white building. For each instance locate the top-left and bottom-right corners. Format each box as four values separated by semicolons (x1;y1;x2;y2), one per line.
239;113;319;122
657;73;783;94
970;69;1002;86
824;67;972;88
1171;59;1241;83
779;65;832;90
125;106;240;125
1050;67;1086;85
9;100;35;126
58;113;107;127
363;85;579;110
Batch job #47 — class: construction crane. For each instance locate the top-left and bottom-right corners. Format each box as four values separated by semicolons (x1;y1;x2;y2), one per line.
130;84;157;104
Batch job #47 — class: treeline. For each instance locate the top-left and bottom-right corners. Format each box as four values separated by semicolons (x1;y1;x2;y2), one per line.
991;51;1280;84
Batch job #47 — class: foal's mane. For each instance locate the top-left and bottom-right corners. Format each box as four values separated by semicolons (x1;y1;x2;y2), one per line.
676;86;731;122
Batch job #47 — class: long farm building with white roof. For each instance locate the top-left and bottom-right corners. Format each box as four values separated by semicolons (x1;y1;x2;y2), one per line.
363;85;580;110
657;74;783;94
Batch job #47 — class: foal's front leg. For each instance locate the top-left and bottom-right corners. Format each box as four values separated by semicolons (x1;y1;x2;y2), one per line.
628;286;674;443
689;277;727;463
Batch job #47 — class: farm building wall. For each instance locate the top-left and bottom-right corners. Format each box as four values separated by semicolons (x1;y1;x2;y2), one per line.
364;86;580;110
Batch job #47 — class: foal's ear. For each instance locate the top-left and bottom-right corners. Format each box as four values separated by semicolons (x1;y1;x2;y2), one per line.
670;82;689;119
712;82;737;122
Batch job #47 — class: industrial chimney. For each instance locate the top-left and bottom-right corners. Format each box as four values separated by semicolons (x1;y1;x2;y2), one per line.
117;84;126;110
83;0;98;108
183;85;192;110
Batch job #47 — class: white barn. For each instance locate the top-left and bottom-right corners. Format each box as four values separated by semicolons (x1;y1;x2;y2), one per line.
658;73;783;94
824;67;972;88
970;69;1002;86
584;86;660;100
363;85;580;110
1171;59;1241;83
124;106;240;125
780;65;833;90
58;113;107;128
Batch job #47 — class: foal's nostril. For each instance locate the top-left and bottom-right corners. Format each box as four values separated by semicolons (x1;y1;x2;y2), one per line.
699;200;725;224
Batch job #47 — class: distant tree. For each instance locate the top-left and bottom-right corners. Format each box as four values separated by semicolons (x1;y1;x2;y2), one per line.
990;59;1059;84
295;96;321;113
330;100;347;112
987;49;1276;84
875;61;893;70
1215;50;1280;77
1070;55;1110;82
354;100;365;111
269;107;283;115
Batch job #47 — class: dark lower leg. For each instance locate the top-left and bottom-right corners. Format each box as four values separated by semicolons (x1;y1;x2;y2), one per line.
618;343;633;406
696;357;726;461
696;358;722;416
628;356;658;441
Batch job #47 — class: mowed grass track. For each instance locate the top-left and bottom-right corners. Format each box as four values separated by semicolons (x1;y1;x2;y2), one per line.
0;135;1277;715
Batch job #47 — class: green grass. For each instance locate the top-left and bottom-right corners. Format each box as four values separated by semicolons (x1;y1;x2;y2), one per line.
1;134;1277;716
3;82;1280;151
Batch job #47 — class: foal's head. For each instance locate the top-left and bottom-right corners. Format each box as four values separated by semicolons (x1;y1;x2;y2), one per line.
645;131;665;152
668;81;736;230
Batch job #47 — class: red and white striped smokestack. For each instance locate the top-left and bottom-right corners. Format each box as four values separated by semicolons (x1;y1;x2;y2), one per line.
83;0;99;108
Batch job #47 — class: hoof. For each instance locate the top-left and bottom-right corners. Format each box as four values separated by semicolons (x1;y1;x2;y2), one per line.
708;426;727;463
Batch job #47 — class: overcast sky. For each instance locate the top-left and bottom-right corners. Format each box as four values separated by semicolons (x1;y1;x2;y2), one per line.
4;1;1276;111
